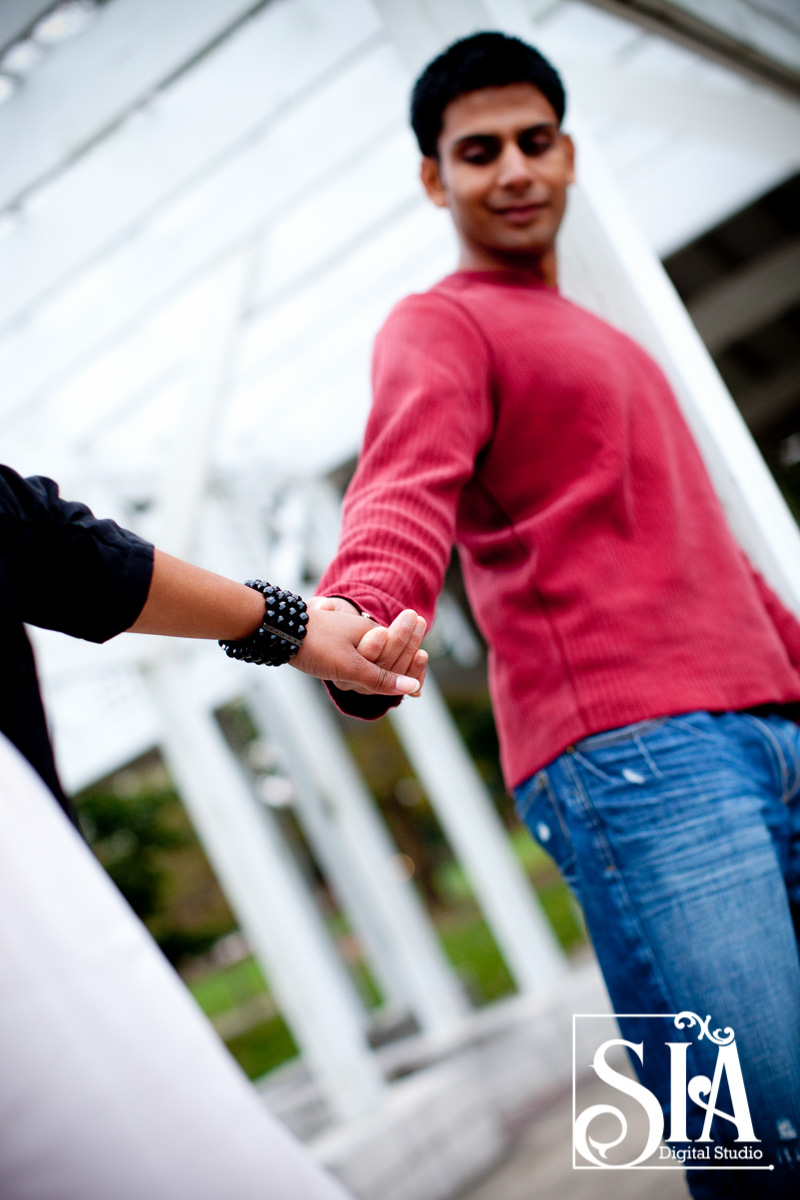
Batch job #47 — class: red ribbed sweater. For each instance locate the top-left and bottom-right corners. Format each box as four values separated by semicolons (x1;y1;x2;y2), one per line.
317;270;800;789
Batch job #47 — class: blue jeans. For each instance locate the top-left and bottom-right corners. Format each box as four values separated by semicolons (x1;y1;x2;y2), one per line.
514;709;800;1199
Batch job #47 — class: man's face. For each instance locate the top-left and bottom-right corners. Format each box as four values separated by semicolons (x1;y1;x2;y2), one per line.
421;82;575;273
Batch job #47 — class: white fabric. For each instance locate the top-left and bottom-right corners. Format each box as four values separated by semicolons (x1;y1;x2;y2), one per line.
0;732;352;1200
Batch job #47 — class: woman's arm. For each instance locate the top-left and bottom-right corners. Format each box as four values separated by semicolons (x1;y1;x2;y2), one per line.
0;465;425;697
128;550;425;696
314;294;491;712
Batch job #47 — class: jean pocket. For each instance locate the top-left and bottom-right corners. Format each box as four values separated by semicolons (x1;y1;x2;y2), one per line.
515;772;578;891
571;720;671;787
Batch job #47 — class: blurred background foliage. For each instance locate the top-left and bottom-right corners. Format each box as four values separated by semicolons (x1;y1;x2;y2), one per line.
76;760;238;965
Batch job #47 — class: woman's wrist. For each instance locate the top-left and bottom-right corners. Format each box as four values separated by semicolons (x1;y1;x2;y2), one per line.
219;581;309;666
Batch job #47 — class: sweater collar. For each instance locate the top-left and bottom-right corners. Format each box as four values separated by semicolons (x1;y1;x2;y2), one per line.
439;269;558;292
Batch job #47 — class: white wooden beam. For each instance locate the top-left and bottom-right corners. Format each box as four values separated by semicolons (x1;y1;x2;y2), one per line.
250;668;471;1032
620;140;792;259
0;0;51;50
0;14;394;328
390;678;568;997
0;73;414;423
156;252;252;559
641;0;800;72
248;691;410;1015
129;213;385;1123
146;660;385;1121
562;59;800;162
0;0;278;208
584;0;800;97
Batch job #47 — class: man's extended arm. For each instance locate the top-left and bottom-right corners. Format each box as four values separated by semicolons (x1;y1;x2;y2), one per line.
316;291;493;715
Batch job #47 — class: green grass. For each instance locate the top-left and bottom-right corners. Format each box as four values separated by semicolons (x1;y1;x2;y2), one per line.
440;906;514;1002
438;890;585;1005
224;1014;298;1080
189;955;268;1019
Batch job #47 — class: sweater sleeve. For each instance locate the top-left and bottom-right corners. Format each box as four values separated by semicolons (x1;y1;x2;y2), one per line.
317;292;493;718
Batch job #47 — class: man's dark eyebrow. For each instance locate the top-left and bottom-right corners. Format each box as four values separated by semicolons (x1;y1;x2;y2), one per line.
452;122;558;148
452;132;500;150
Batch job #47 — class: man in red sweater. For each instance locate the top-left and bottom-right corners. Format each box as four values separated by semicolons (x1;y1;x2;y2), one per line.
316;33;800;1197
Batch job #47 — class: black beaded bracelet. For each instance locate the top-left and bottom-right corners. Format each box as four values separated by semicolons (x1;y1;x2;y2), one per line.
219;580;309;667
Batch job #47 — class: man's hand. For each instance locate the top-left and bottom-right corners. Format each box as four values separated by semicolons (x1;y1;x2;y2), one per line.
291;605;427;696
306;597;428;695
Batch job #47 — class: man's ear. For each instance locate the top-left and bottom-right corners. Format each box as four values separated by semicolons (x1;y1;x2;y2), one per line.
420;156;448;208
562;132;576;186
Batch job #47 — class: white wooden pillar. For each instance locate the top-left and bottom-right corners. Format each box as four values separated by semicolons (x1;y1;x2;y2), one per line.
156;251;252;559
247;681;410;1014
390;677;567;995
248;666;470;1034
138;248;390;1115
222;491;470;1034
145;658;385;1120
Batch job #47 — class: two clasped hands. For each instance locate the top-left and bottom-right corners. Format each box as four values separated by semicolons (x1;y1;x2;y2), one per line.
300;595;428;698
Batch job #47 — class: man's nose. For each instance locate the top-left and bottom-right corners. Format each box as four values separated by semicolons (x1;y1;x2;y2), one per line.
495;142;533;189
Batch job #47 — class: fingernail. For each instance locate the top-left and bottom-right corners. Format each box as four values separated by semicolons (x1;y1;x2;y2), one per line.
397;677;420;694
402;610;417;628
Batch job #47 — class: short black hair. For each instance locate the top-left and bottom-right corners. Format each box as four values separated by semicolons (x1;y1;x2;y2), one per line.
410;31;566;158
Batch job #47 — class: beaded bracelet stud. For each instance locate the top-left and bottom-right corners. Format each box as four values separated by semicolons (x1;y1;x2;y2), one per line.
219;580;309;667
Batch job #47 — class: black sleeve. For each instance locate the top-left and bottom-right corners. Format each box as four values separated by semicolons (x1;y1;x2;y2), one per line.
324;680;402;720
0;464;154;642
321;593;402;721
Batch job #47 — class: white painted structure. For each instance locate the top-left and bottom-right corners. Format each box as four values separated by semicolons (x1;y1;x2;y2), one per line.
3;0;800;1140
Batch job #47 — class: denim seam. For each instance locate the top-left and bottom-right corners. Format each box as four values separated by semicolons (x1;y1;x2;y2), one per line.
776;721;800;800
562;754;617;872
743;714;792;803
514;772;545;825
540;771;572;847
